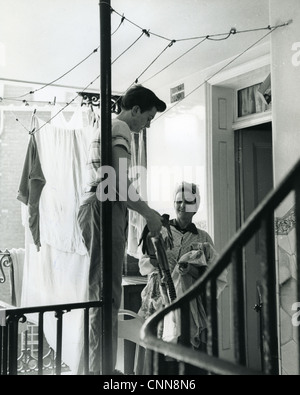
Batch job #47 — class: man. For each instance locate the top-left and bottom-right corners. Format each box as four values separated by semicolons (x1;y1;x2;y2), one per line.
78;84;167;374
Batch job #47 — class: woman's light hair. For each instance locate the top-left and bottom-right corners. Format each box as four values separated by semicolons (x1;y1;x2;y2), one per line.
173;181;200;212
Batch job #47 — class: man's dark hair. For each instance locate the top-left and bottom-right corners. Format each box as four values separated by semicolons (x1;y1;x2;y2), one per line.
121;85;167;113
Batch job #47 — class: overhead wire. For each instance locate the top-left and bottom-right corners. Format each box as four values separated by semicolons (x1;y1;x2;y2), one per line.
111;13;125;36
30;74;100;135
134;39;176;84
0;30;146;110
9;110;31;133
110;39;177;111
2;5;291;104
2;10;284;103
111;7;173;43
110;6;291;94
154;25;280;122
111;6;290;42
1;10;124;101
141;36;208;85
112;30;147;65
1;4;292;133
3;46;100;100
0;28;147;109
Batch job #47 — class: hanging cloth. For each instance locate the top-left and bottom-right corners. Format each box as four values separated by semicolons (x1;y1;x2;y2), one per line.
20;107;93;373
17;115;46;251
127;131;147;258
34;109;94;255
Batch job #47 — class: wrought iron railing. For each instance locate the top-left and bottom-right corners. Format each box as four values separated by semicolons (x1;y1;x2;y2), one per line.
0;301;102;375
0;250;12;284
0;251;15;307
141;158;300;375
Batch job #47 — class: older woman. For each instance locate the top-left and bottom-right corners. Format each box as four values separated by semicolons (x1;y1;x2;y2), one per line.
136;181;227;373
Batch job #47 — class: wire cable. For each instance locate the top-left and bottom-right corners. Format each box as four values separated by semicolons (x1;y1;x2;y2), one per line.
4;12;291;131
111;7;172;43
154;26;279;122
9;110;30;132
111;13;125;36
1;31;147;106
141;37;208;85
112;6;291;43
111;39;177;111
112;31;146;65
3;47;100;101
134;40;176;84
31;74;100;135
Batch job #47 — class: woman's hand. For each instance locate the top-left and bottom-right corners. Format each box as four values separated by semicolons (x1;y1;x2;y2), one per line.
177;262;190;276
176;261;202;279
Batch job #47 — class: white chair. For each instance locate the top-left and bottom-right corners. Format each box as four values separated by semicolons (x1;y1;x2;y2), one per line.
117;309;145;374
118;309;144;345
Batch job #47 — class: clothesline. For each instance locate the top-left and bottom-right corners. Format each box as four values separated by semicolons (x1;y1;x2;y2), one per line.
0;77;100;95
1;19;291;135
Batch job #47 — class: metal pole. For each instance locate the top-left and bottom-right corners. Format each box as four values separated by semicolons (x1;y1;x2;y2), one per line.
99;0;113;375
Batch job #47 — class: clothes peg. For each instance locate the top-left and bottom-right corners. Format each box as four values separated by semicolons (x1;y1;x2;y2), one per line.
29;109;37;134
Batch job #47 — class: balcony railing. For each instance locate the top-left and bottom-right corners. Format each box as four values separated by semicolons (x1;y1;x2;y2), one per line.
0;300;102;375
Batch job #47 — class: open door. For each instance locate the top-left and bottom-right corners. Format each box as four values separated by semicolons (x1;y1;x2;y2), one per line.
236;122;274;371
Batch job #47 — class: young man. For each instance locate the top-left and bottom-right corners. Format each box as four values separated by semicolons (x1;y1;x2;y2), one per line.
78;84;167;374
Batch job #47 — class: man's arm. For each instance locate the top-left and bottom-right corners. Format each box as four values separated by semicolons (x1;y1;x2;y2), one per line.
112;145;162;236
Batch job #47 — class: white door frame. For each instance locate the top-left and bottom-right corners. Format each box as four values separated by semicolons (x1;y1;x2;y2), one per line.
206;53;272;239
205;52;283;370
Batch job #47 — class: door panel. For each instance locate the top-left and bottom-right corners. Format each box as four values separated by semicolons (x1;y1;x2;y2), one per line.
238;123;273;370
211;86;235;361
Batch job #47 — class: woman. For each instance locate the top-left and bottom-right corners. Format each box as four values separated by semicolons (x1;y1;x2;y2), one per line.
136;181;227;374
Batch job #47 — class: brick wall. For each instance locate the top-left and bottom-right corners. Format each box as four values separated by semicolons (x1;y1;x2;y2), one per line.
0;108;51;249
0;111;30;249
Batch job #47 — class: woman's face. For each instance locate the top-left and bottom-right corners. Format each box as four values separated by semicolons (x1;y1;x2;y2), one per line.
174;191;197;223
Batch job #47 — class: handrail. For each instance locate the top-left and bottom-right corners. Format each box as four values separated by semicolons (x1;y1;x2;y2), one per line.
141;157;300;375
0;300;101;315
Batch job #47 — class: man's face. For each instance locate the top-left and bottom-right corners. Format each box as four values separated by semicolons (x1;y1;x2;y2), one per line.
132;106;157;132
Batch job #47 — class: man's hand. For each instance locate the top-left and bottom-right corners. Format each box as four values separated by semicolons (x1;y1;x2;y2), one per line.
146;210;163;237
149;254;159;267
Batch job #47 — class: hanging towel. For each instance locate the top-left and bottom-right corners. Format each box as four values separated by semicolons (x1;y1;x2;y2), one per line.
17;133;46;251
34;113;93;255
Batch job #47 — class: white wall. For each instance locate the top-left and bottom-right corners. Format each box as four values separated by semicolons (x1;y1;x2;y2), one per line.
146;84;207;229
269;0;300;376
270;0;300;213
145;41;271;233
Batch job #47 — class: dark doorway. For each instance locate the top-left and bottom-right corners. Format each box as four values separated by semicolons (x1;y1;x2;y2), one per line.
235;122;274;371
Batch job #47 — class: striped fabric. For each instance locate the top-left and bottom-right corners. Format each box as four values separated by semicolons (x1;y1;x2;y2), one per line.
81;119;132;203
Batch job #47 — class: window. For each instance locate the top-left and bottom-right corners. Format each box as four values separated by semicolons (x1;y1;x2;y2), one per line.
237;82;271;118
